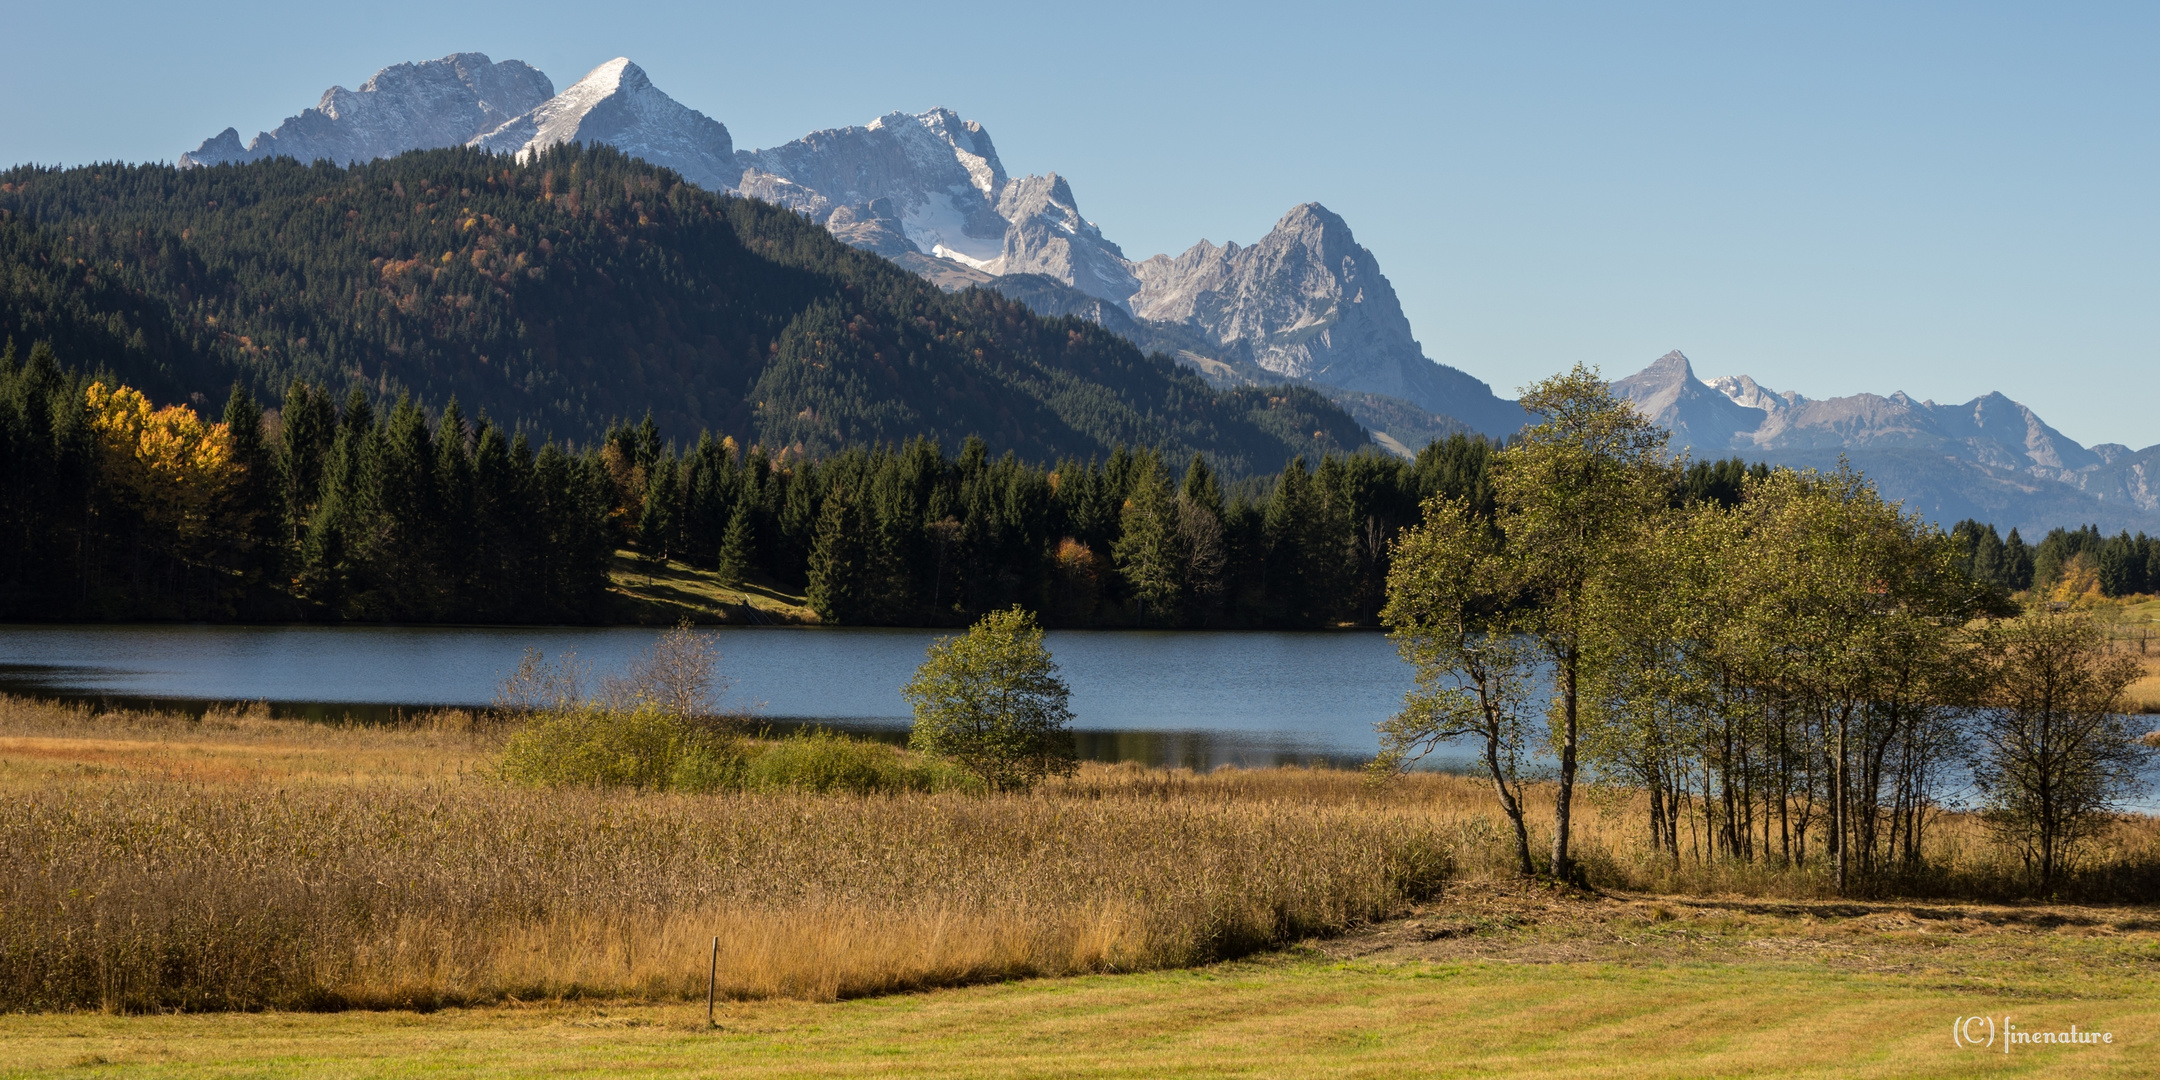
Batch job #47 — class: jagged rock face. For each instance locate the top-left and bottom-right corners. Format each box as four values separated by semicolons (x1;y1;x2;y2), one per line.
173;53;1519;437
468;59;734;190
181;53;553;168
992;174;1139;303
1129;203;1419;382
741;109;1012;267
741;111;1142;305
1128;204;1523;434
821;198;916;258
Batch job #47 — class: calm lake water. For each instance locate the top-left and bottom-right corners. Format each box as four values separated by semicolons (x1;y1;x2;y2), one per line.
0;624;1430;768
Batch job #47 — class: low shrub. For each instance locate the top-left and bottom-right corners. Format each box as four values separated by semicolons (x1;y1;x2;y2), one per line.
496;704;736;791
499;710;971;797
743;729;981;795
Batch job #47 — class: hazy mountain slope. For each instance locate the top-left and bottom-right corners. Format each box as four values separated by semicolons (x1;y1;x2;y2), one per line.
1614;351;2160;533
0;148;1367;474
985;272;1468;455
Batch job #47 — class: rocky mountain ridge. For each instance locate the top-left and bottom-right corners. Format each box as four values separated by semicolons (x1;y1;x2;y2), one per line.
169;51;2154;526
1614;350;2160;533
177;52;1518;443
181;53;555;169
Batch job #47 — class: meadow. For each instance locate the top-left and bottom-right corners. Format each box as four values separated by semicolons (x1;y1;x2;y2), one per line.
4;693;2158;1026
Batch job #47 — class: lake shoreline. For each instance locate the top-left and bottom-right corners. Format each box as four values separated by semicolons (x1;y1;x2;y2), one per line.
0;624;1420;769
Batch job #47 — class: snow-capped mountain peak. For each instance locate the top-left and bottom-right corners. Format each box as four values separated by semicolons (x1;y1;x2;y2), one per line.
180;52;553;168
175;52;1522;436
467;58;734;190
867;108;1007;197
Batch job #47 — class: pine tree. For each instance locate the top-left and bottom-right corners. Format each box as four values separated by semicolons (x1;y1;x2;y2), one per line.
278;383;335;555
716;500;754;586
806;487;870;623
638;455;678;576
1112;454;1183;622
433;399;477;611
219;382;280;613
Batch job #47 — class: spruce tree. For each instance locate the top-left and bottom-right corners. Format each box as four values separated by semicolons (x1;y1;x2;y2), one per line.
1180;453;1222;517
433;399;477;610
806;487;869;623
638;456;677;576
278;383;335;553
371;395;438;617
716;500;754;586
1112;454;1182;622
2003;528;2035;591
219;383;280;612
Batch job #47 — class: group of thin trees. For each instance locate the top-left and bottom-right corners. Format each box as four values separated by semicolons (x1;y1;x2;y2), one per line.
1379;366;2155;895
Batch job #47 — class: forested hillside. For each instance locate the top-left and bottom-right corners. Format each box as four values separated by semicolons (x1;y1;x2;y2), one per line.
0;340;1461;625
0;146;1363;473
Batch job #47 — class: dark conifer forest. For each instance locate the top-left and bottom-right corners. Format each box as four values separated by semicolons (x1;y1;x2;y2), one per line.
13;145;2122;629
0;145;1362;470
0;329;1508;625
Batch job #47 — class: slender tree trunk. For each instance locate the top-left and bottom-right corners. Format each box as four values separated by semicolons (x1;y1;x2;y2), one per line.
1551;648;1579;880
1485;724;1535;876
1650;777;1667;859
1835;703;1850;895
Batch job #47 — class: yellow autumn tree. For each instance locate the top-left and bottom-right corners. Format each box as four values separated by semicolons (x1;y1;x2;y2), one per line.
2050;551;2104;606
84;382;237;547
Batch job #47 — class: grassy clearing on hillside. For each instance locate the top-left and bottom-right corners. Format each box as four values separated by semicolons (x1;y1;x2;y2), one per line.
605;551;816;625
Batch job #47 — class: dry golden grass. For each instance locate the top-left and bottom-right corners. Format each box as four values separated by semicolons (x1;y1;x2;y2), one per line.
0;696;496;789
3;695;2156;1017
0;697;1447;1012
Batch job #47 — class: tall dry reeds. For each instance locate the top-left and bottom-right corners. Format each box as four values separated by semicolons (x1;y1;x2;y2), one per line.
0;776;1449;1012
3;696;2156;1015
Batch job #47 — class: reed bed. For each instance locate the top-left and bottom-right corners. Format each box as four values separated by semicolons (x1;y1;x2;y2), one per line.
0;775;1449;1011
2;696;2156;1013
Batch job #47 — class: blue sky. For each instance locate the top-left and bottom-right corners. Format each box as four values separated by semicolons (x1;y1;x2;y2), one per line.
3;1;2152;445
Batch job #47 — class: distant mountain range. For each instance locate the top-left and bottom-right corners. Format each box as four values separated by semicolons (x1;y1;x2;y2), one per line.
1613;351;2160;534
178;52;1520;446
164;52;2160;531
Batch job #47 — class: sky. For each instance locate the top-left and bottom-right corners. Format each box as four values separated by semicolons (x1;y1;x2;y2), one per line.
2;1;2153;445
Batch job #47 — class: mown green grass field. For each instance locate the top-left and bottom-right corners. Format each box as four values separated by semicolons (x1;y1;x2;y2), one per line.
7;880;2156;1078
3;950;2150;1078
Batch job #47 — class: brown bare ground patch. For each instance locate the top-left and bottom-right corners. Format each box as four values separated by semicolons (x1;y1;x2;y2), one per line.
1309;877;2160;980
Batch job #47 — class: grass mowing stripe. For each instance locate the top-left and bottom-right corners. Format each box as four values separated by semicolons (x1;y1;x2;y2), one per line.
1;959;2149;1079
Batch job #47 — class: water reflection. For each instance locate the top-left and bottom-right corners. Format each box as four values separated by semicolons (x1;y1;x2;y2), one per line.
0;624;1428;768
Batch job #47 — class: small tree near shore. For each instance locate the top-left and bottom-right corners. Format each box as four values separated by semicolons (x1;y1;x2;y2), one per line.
904;606;1077;792
1375;495;1538;877
1973;611;2151;888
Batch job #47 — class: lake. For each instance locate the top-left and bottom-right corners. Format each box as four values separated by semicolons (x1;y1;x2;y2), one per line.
0;624;1429;769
